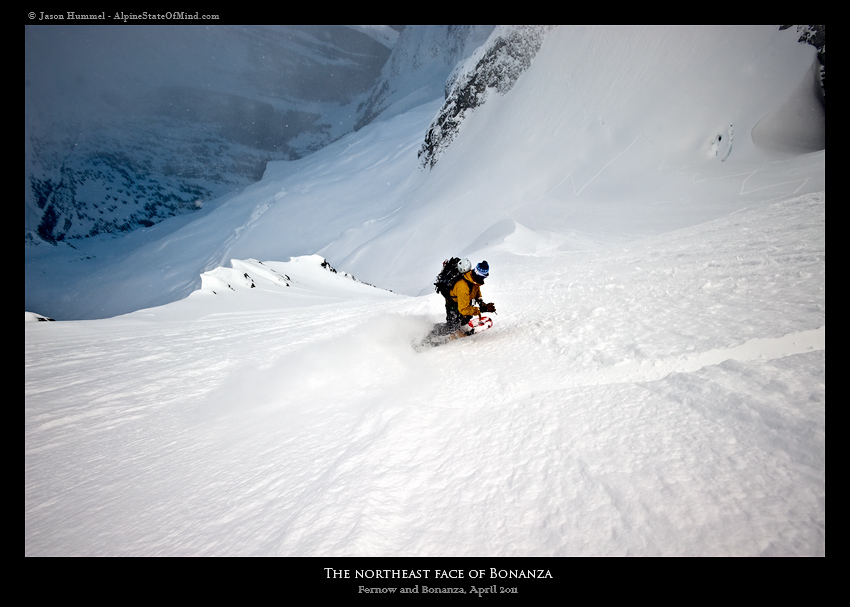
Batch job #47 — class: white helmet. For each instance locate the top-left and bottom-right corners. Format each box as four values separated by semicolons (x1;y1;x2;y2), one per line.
457;258;472;273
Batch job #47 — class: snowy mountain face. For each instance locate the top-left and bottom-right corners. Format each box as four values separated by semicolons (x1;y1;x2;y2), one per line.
782;25;825;100
418;25;551;169
422;25;825;170
26;25;825;323
24;25;400;243
354;25;495;130
24;25;824;247
26;25;824;557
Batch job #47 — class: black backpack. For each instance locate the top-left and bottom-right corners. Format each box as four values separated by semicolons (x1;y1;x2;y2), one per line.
434;257;468;298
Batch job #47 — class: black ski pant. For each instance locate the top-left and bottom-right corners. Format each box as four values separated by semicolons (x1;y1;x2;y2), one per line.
438;300;471;335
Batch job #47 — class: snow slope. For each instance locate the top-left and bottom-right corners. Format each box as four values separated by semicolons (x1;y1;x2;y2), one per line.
25;26;824;557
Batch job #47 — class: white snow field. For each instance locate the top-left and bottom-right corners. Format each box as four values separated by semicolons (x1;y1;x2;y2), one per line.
25;26;824;557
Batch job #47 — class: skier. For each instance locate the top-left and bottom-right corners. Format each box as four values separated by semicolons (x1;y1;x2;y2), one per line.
428;260;496;342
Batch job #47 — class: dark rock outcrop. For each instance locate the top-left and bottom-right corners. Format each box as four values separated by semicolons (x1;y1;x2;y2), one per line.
418;26;552;169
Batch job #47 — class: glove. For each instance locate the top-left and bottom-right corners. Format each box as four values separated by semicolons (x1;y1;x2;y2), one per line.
480;302;496;313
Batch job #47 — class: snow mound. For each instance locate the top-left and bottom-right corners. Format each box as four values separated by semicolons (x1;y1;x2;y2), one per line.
25;312;54;322
174;255;402;318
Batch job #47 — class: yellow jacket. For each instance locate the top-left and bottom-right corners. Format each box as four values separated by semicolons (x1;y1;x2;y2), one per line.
449;271;483;317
